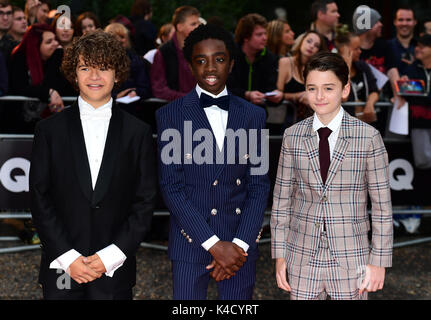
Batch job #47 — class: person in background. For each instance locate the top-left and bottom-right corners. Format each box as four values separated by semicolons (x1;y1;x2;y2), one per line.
353;6;389;74
419;18;431;36
26;0;50;25
144;22;174;64
51;12;74;50
307;0;340;52
393;34;431;235
129;0;157;56
0;0;18;60
8;6;28;43
266;19;295;58
150;5;200;101
105;22;151;103
227;13;283;107
74;11;100;37
387;7;417;77
277;30;327;122
8;23;71;132
336;32;379;125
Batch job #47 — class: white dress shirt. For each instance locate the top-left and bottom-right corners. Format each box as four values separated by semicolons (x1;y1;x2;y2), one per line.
312;106;344;160
195;85;250;253
49;96;126;277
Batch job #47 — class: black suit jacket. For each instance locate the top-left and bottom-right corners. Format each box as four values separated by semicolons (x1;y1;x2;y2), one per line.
29;100;157;292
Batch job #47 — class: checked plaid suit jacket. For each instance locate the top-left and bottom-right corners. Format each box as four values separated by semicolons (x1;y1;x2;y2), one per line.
271;111;393;271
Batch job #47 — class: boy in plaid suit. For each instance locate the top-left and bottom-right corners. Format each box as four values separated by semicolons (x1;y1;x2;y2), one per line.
271;52;393;300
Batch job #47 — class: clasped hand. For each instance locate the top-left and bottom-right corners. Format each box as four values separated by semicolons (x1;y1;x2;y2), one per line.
66;254;107;284
206;241;248;282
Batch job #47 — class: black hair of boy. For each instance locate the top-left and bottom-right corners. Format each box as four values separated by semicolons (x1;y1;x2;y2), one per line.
183;23;236;64
303;51;349;87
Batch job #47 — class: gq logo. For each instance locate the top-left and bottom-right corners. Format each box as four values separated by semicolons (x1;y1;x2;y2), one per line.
0;158;30;193
389;159;414;191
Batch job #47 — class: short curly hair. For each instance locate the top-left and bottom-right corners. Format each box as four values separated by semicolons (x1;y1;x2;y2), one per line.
61;30;130;91
183;24;236;64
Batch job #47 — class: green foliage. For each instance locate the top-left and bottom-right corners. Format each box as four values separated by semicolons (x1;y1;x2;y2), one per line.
149;0;260;32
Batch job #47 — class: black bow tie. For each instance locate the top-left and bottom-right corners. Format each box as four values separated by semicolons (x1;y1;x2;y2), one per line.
199;92;230;111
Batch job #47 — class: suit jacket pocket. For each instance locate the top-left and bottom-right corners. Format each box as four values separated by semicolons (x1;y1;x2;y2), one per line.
285;219;316;267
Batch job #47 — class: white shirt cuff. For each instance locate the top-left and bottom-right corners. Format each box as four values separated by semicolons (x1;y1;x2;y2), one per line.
96;244;127;277
49;249;82;273
233;238;249;253
201;235;220;251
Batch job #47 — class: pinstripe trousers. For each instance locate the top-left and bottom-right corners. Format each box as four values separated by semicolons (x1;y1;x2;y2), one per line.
172;260;256;300
287;231;368;300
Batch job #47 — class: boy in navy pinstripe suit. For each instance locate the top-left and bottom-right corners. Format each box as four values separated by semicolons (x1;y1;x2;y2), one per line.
156;24;270;300
271;52;393;300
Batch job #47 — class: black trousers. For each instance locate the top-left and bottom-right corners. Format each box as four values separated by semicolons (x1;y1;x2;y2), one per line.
42;281;133;300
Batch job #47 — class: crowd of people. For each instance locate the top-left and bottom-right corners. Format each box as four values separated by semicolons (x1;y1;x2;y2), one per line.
0;0;430;237
0;0;429;135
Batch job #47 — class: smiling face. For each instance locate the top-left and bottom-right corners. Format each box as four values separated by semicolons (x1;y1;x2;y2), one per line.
76;56;116;108
394;9;416;39
305;70;350;124
189;38;233;95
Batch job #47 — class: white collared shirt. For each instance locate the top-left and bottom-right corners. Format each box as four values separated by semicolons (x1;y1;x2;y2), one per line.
195;85;229;152
195;85;249;253
312;106;344;160
49;96;126;277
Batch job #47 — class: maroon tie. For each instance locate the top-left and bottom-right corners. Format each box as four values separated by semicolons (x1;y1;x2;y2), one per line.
318;127;332;184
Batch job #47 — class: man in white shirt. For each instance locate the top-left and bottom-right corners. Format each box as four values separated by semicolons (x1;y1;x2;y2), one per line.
30;30;157;299
156;24;269;299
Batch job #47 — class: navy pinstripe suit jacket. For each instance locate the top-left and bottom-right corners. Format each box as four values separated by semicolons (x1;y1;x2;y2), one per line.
156;89;270;264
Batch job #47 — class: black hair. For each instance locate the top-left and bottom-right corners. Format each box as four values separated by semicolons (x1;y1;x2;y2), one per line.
303;51;349;87
183;23;236;64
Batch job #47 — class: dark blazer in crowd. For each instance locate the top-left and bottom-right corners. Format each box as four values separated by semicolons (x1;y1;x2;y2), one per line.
0;33;19;63
9;48;75;101
129;15;157;56
114;49;152;99
227;46;279;103
30;100;157;297
0;51;8;96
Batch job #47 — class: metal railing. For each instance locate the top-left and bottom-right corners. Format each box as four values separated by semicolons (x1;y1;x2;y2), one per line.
0;95;427;254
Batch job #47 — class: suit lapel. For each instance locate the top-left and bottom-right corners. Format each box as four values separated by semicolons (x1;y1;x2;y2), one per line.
324;111;351;188
182;90;219;175
214;94;245;178
303;118;323;187
67;100;93;203
91;103;122;206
